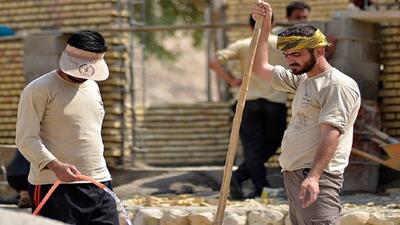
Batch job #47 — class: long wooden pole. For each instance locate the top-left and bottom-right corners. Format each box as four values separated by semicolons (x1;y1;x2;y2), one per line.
213;16;264;225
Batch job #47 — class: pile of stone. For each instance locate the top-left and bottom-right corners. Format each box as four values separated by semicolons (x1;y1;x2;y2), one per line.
121;196;400;225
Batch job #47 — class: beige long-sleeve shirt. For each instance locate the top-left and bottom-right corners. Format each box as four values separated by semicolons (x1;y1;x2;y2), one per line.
16;71;111;185
216;35;287;103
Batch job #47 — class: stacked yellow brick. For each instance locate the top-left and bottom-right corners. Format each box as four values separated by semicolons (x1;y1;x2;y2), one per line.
226;0;349;41
0;37;24;145
380;23;400;139
133;102;233;166
0;0;132;166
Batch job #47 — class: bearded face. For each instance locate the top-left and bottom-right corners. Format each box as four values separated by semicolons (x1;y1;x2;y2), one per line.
284;49;317;75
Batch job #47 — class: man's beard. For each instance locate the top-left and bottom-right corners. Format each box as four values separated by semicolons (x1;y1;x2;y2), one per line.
290;53;316;75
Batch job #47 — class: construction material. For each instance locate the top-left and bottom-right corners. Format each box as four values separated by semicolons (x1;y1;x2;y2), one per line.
344;10;400;23
380;23;400;141
133;102;234;166
213;13;264;225
122;195;400;225
352;122;400;171
352;147;400;171
0;38;24;146
0;208;67;225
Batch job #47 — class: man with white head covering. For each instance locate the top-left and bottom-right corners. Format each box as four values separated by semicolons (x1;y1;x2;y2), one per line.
16;30;119;225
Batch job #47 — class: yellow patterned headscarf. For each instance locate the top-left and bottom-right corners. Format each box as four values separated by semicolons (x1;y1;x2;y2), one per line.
276;29;331;52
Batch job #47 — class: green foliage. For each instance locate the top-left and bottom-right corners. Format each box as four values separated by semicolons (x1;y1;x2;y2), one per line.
133;0;207;61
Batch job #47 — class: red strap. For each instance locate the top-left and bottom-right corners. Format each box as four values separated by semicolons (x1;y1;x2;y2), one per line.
33;186;37;207
37;185;41;207
32;175;106;216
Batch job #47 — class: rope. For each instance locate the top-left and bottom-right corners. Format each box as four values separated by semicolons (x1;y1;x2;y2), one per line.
32;174;107;215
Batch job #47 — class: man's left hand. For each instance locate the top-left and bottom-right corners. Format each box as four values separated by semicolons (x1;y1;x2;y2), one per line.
299;176;320;208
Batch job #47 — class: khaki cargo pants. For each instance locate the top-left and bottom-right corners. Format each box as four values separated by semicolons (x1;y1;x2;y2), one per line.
283;169;343;225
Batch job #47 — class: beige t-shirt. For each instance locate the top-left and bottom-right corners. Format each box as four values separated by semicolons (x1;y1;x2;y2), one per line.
216;35;287;103
16;71;111;185
272;66;361;174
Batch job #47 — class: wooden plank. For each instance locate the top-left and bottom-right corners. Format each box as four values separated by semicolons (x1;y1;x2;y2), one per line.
134;139;230;147
134;126;231;135
135;108;232;116
0;0;116;10
0;110;17;117
135;120;232;128
0;130;15;136
383;121;400;128
0;10;125;24
384;65;400;73
0;139;16;144
382;105;400;113
134;145;228;153
135;114;231;122
382;97;400;105
134;151;227;159
135;102;232;110
380;74;400;81
135;132;230;141
0;3;113;16
134;157;226;165
379;89;400;97
383;113;397;120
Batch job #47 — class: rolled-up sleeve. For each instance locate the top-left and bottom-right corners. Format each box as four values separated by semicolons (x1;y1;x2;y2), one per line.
318;83;360;134
216;41;241;64
15;86;56;171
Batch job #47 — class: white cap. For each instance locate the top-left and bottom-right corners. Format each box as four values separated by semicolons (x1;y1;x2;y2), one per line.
59;44;109;81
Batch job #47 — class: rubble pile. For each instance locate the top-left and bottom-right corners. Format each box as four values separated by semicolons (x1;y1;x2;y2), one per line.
120;196;400;225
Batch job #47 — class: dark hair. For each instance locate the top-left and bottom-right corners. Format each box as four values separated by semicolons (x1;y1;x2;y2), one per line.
278;24;317;38
352;0;374;10
248;13;274;29
286;1;311;17
67;30;107;53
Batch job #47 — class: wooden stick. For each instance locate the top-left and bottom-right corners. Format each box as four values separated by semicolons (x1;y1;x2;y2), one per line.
363;124;400;144
213;16;265;225
351;148;387;165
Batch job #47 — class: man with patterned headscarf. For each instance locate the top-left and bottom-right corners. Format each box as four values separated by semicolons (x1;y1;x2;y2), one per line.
252;2;360;224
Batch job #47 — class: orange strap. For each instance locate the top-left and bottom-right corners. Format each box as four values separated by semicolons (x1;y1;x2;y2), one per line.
33;174;107;216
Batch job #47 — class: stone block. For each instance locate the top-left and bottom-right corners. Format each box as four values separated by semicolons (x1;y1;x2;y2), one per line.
222;212;246;225
248;210;285;225
23;33;68;55
284;215;291;225
330;58;380;82
332;38;381;63
0;208;66;225
188;212;214;225
339;211;369;225
23;54;60;84
133;208;164;225
368;210;400;225
160;209;189;225
23;32;69;84
327;18;380;41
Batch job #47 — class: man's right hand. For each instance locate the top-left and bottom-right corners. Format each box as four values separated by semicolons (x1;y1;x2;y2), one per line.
47;160;81;182
252;0;272;22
